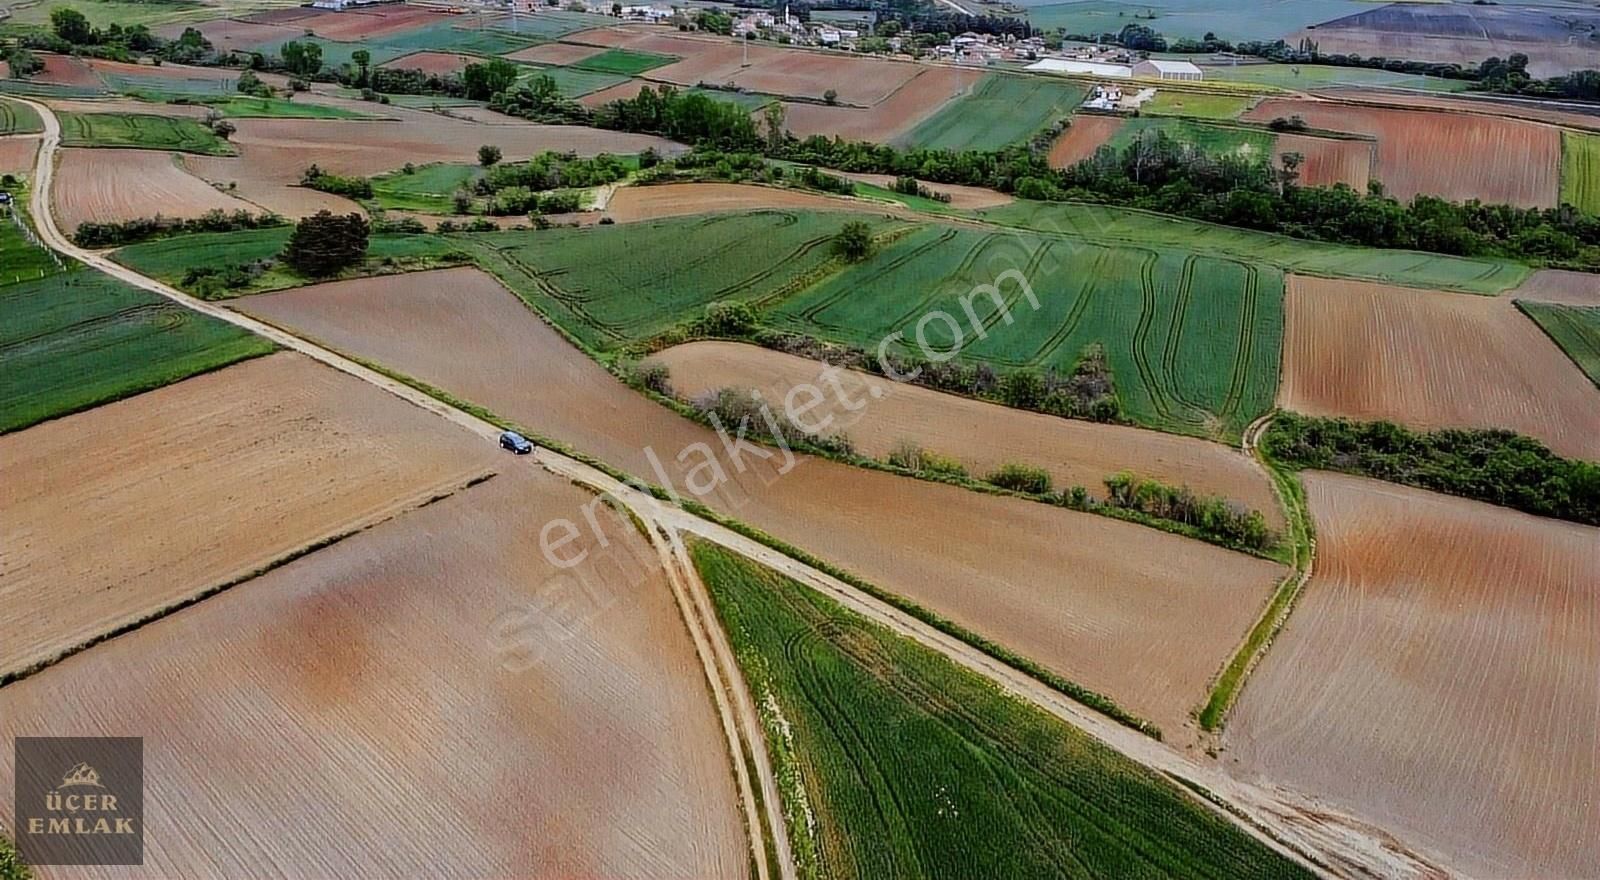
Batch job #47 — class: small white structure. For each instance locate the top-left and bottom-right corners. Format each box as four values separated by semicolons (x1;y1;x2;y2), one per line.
1132;59;1203;81
1025;58;1132;78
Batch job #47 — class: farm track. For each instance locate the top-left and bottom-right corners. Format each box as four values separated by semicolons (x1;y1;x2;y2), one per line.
18;97;1456;880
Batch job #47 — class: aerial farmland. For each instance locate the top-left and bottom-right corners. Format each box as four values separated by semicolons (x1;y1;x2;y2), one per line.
1;0;1597;877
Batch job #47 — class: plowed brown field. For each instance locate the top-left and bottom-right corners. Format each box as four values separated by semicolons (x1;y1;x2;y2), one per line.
1278;274;1600;459
0;352;498;681
0;467;749;879
33;53;101;88
1510;269;1600;306
604;182;892;222
378;51;476;75
1225;472;1600;880
653;340;1282;526
40;98;210;118
1273;132;1372;190
1311;89;1600;133
1047;114;1123;168
729;51;919;105
180;117;678;217
154;17;304;48
579;78;650;107
783;66;966;143
54;148;255;231
295;6;445;40
1244;98;1561;207
238;268;1287;737
0;136;37;173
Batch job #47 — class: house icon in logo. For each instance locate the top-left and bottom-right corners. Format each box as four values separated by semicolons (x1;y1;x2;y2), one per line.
60;763;104;789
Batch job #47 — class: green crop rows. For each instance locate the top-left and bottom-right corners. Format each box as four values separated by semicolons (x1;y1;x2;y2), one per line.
56;112;234;155
1518;300;1600;387
1139;90;1258;120
0;198;272;433
571;48;676;76
371;162;482;213
521;65;629;98
692;542;1315;880
0;98;44;135
980;201;1528;293
771;223;1283;437
900;74;1083;151
1561;131;1600;215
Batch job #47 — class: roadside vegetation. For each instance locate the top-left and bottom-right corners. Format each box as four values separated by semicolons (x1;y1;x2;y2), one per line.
691;541;1315;880
1517;301;1600;388
71;208;286;249
1264;412;1600;526
0;834;29;880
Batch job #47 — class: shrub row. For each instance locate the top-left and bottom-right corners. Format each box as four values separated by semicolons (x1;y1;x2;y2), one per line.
72;209;285;248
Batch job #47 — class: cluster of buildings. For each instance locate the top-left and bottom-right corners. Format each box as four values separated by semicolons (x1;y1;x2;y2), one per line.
1025;45;1203;80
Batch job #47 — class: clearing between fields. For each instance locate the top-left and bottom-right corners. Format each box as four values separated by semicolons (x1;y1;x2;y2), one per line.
1278;274;1600;460
0;467;748;878
0;352;498;681
236;267;1289;738
653;340;1284;528
1225;472;1600;880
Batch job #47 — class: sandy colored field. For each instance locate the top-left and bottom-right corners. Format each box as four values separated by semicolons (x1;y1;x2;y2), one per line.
0;467;749;879
653;340;1282;526
1509;268;1600;306
1244;98;1560;207
53;147;254;231
0;136;37;173
40;97;211;118
1312;89;1600;133
1279;274;1600;460
1047;114;1123;168
239;267;1287;737
729;51;919;106
181;117;678;216
33;53;101;89
295;5;445;41
1226;472;1600;880
378;51;477;75
154;17;304;49
583;31;756;85
833;171;1011;209
782;67;967;143
1285;29;1598;80
579;78;650;107
1273;132;1372;190
83;58;237;84
505;41;608;65
604;182;888;222
0;352;499;680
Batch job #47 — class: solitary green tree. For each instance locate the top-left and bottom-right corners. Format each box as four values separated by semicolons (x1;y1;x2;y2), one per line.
831;220;873;262
351;48;371;86
478;144;502;167
462;58;518;100
50;7;93;44
283;211;369;276
280;40;323;77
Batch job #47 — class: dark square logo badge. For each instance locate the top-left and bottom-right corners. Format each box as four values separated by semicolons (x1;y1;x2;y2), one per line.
14;737;143;866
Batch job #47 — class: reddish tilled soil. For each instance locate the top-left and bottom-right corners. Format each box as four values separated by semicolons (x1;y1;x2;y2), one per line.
0;136;38;174
1047;114;1123;168
0;467;750;878
378;51;478;75
1508;269;1600;306
0;352;499;681
784;66;968;143
578;78;650;108
652;340;1283;526
237;267;1289;738
33;53;102;89
1272;132;1372;190
1226;471;1600;880
1278;274;1600;460
54;147;255;231
729;50;920;106
1244;98;1561;207
295;5;446;41
603;182;895;222
154;17;306;50
1303;88;1600;133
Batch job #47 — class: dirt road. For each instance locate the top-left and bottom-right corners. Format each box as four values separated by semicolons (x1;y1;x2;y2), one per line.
19;97;1451;880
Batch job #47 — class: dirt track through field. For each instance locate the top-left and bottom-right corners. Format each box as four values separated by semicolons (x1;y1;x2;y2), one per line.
0;467;750;879
54;147;255;230
0;352;498;680
238;268;1287;737
1278;274;1600;459
1225;472;1600;880
653;340;1282;526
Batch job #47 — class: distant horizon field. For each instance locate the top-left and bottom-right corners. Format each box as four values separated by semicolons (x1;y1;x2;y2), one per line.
1023;0;1375;42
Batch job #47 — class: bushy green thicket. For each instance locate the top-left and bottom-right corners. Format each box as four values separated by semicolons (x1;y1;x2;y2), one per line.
72;209;286;249
1104;471;1275;551
986;462;1053;495
301;165;373;199
1265;412;1600;525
